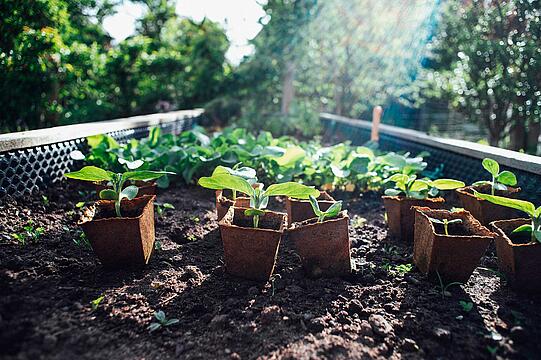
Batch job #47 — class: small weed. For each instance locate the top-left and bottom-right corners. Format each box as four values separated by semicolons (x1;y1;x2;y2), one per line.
156;203;175;218
436;271;462;299
73;232;91;249
154;240;162;251
75;201;86;208
190;216;200;224
269;274;282;297
11;221;45;245
41;195;49;206
486;345;498;356
459;300;473;312
382;244;399;256
351;215;366;229
148;310;179;332
382;261;413;276
91;295;104;311
187;234;197;242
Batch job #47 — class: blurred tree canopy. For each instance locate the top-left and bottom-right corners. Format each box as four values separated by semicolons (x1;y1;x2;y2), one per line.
0;0;229;132
410;0;541;153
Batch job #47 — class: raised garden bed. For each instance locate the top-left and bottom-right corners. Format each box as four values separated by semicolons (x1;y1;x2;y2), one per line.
1;182;541;359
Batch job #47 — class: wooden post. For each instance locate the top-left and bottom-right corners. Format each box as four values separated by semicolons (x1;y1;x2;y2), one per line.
371;106;383;142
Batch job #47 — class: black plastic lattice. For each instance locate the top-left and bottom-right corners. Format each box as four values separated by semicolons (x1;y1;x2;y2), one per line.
323;119;541;204
0;116;196;200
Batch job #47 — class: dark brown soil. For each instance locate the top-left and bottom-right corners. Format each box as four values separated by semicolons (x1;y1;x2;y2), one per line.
1;183;540;359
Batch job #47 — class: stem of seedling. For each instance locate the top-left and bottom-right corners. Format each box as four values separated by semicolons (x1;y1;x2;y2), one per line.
253;214;260;228
232;189;237;200
491;175;495;196
443;219;450;236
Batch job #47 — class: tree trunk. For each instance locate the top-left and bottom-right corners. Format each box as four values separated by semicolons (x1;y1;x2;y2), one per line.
281;61;295;115
509;119;527;151
527;122;541;155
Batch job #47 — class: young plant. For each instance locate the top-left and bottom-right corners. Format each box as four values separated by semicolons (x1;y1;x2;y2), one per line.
155;202;175;218
65;166;173;217
148;310;179;332
426;217;463;236
473;158;517;196
212;165;257;200
91;295;105;311
384;174;465;199
11;220;45;245
473;191;540;243
308;195;343;222
198;170;319;228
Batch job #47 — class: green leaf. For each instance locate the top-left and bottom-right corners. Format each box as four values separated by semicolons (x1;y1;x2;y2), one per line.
482;158;500;176
472;180;491;187
384;188;402;196
123;170;175;181
155;310;166;322
274;146;305;167
198;174;254;196
308;195;322;217
245;208;266;217
148;323;161;332
323;201;342;219
432;179;465;190
118;158;144;170
410;180;429;192
386;173;409;183
512;224;533;234
165;319;179;326
427;217;444;224
120;186;139;201
163;203;175;209
535;206;541;218
99;189;117;200
65;166;112;182
212;165;256;181
149;126;161;147
496;171;517;186
473;191;536;217
264;182;319;199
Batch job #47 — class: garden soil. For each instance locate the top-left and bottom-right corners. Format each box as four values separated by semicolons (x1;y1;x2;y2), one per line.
1;183;540;359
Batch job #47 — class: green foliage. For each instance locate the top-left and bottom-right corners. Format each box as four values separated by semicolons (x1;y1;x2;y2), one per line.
199;169;319;228
308;195;342;223
11;220;45;245
65;165;173;217
91;295;105;311
148;310;179;332
427;217;463;236
155;202;175;219
73;232;92;249
473;191;541;243
473;158;517;196
459;300;474;313
384;174;464;199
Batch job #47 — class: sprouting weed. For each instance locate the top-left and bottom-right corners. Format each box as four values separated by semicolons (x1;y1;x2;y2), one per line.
11;221;45;245
382;261;413;276
73;232;91;249
187;234;197;242
436;271;463;299
269;274;282;297
148;310;179;332
156;203;175;218
75;201;86;208
351;215;366;229
41;195;49;206
91;295;105;311
459;300;473;312
154;240;162;251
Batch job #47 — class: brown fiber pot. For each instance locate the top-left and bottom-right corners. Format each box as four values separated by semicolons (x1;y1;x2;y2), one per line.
288;211;351;278
286;191;335;224
215;190;251;221
95;181;157;197
490;218;541;293
456;184;521;225
219;207;286;281
382;196;445;242
413;207;493;283
79;195;156;268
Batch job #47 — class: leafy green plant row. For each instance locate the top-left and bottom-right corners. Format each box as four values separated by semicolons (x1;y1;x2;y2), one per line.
73;126;439;192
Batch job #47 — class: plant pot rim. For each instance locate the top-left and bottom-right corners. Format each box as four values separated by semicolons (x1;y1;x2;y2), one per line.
414;206;494;239
287;191;335;204
491;218;539;248
218;206;287;234
79;195;156;225
289;210;348;231
382;195;445;203
456;185;521;202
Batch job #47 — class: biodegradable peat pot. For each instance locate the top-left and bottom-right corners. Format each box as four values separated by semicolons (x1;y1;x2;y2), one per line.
491;218;541;293
215;190;251;221
219;207;286;281
79;195;156;268
413;207;493;283
288;211;351;278
95;180;157;197
286;191;335;224
382;196;445;242
456;184;521;225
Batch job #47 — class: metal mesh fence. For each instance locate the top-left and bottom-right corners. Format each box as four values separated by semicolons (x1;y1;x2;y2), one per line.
0;116;195;199
323;118;541;204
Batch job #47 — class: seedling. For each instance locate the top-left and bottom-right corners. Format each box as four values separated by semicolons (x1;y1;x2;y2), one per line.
384;174;464;199
459;300;473;312
148;310;179;332
64;166;173;217
382;261;413;276
308;195;343;222
436;271;463;299
155;202;175;218
11;220;45;245
426;217;463;236
351;215;366;229
473;158;517;196
91;295;105;311
41;195;49;206
198;169;319;228
473;191;541;243
73;232;91;249
212;165;257;200
76;201;86;208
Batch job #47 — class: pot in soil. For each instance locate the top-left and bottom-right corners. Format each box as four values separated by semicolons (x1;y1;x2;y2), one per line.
413;207;493;283
79;195;156;268
490;218;541;293
456;184;521;225
218;206;286;281
286;191;335;224
382;196;445;242
288;211;351;278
